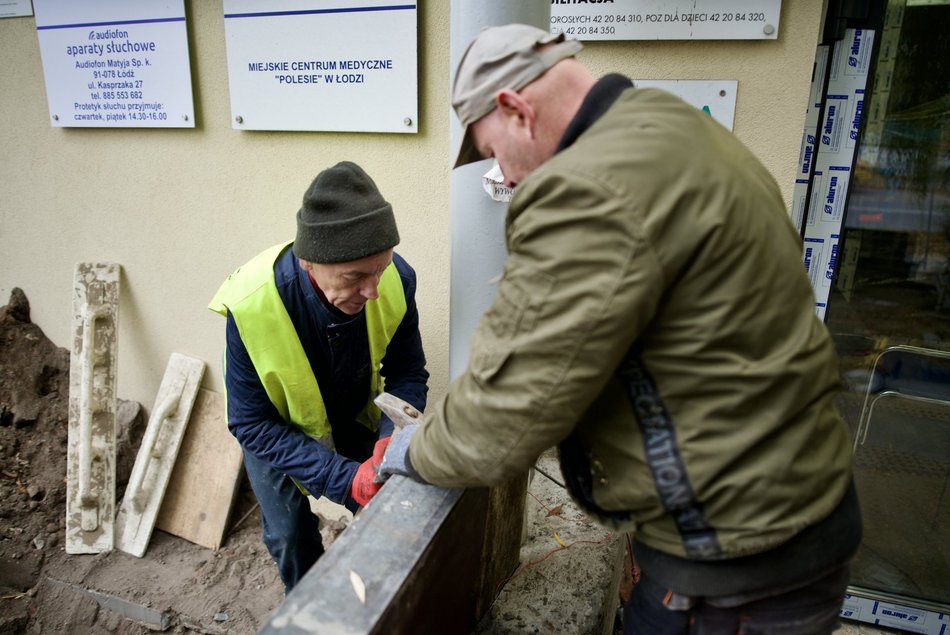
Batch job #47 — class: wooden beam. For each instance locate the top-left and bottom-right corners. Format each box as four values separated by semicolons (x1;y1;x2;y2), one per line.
261;473;526;634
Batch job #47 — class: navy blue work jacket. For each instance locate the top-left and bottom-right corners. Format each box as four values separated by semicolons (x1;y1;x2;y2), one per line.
223;248;429;509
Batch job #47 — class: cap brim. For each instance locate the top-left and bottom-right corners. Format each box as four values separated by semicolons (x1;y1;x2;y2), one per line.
453;124;485;169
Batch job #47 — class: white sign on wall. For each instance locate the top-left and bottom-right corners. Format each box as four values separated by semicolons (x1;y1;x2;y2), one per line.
634;80;738;131
550;0;782;41
34;0;195;128
223;0;417;133
1;0;33;18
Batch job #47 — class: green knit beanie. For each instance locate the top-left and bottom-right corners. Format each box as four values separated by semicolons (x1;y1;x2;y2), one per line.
292;161;400;264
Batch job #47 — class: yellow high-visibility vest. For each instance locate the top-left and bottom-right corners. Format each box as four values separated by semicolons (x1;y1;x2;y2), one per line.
209;242;407;449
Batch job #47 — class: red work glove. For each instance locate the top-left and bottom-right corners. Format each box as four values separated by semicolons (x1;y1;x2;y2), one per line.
349;436;392;508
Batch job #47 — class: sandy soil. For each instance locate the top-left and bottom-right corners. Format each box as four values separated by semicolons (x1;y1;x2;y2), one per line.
0;288;323;633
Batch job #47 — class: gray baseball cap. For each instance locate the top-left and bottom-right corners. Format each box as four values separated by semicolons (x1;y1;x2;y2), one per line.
451;24;583;168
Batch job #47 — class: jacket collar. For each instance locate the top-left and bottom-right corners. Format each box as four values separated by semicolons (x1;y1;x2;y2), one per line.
556;73;633;153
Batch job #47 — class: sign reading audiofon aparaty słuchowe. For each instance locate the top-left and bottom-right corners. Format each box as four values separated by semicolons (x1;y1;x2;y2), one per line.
34;0;195;128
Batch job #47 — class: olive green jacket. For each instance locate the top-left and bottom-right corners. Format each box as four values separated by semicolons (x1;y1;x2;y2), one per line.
412;87;853;562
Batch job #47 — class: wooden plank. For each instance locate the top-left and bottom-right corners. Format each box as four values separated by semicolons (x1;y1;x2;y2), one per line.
261;474;526;634
155;389;243;550
66;262;120;554
477;474;526;616
115;353;205;557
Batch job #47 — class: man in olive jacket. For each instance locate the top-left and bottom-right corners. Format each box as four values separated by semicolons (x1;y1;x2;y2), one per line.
380;24;861;634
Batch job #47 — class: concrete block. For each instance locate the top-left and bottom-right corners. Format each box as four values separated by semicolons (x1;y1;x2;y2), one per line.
475;449;624;635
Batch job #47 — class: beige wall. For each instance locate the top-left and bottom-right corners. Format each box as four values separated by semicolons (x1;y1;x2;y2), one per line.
0;1;823;411
576;0;825;201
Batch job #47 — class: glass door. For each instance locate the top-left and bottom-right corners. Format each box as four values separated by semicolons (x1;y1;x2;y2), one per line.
823;0;950;623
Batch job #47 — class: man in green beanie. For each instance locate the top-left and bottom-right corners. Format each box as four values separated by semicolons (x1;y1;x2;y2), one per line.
209;161;428;593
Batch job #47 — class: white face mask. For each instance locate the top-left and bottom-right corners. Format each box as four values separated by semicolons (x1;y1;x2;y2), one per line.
482;161;513;203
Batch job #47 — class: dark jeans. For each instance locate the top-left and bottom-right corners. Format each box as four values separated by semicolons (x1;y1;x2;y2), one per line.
623;563;850;635
243;451;325;594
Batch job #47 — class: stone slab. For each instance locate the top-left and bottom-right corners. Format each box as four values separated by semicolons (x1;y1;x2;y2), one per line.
475;449;624;635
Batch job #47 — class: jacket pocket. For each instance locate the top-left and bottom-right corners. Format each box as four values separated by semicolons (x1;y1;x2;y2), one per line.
470;343;511;383
469;265;555;384
560;432;632;523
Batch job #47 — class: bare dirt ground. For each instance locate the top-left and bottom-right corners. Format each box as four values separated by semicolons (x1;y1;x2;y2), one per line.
0;286;631;635
0;288;302;633
0;286;894;635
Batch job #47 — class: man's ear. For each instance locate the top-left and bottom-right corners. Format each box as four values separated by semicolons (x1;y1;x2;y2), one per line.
495;89;536;137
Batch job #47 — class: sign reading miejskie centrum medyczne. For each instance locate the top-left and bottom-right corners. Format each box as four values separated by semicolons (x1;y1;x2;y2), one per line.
223;1;418;133
33;0;195;128
550;0;782;41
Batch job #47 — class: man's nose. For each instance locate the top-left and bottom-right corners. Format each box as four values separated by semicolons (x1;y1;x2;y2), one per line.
360;275;381;299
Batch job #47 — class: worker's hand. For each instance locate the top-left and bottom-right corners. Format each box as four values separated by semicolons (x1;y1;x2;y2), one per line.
350;436;391;507
377;425;421;481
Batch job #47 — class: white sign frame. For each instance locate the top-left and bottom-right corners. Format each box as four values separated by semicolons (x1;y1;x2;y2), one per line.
550;0;782;41
634;80;738;131
1;0;33;18
223;0;418;133
34;0;195;128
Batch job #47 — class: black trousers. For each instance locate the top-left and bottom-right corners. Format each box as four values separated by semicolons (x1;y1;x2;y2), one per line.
623;563;850;635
